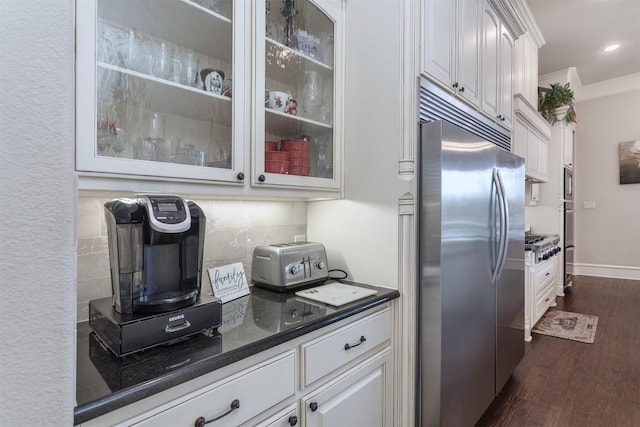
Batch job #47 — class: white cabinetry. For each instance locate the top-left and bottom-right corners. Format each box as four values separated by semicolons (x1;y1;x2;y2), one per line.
481;0;513;129
82;306;393;427
513;95;551;182
303;350;391;427
524;252;557;342
76;0;343;197
421;0;482;107
535;110;575;294
513;32;539;107
421;0;515;129
130;352;296;427
563;122;575;169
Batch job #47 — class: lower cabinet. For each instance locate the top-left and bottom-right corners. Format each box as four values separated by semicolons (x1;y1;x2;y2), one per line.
524;253;557;341
302;349;391;427
85;306;393;427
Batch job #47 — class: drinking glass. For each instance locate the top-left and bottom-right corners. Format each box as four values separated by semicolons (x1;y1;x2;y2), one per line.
153;42;172;80
300;70;324;120
182;50;199;87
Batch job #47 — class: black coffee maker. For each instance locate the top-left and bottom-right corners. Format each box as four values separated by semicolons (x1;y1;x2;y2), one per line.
104;194;205;314
90;194;221;356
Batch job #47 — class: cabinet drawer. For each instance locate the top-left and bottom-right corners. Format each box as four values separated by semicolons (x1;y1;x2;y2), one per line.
535;284;555;324
533;259;555;297
130;351;295;427
302;309;391;387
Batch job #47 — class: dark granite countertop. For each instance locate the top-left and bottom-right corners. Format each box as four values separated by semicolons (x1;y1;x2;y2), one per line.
74;280;399;425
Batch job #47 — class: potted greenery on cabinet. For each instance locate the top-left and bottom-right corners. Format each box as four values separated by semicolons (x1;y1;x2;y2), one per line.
538;82;577;124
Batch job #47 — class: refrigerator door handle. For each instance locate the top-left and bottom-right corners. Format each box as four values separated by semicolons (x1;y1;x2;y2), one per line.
490;170;499;273
492;168;509;282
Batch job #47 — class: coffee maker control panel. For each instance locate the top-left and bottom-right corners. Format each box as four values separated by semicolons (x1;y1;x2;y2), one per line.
139;195;192;233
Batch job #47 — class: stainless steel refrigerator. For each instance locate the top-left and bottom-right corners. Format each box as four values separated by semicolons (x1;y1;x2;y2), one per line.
418;120;525;427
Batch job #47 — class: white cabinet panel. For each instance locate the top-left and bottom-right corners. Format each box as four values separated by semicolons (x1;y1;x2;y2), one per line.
499;27;513;128
303;349;392;427
481;3;499;119
129;352;295;427
524;255;557;341
422;0;454;86
422;0;481;107
481;0;512;129
302;309;391;386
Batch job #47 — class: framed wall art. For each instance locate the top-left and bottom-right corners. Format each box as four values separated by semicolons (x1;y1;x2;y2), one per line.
618;140;640;185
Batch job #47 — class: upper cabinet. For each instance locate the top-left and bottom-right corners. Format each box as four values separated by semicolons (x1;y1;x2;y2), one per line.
76;0;343;197
421;0;482;107
253;0;342;190
421;0;521;130
563;122;575;169
76;0;246;184
481;1;513;129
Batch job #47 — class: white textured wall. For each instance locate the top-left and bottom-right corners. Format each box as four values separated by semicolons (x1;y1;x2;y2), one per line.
574;89;640;270
0;1;76;425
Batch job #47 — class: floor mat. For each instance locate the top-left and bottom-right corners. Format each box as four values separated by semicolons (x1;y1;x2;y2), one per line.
532;310;598;343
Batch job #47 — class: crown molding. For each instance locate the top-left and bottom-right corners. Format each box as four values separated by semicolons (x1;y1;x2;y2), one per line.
488;0;526;39
509;0;545;47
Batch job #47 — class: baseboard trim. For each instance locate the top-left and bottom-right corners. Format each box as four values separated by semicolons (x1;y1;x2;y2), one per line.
574;263;640;280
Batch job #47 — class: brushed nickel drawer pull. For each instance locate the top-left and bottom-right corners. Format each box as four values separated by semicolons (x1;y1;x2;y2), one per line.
194;399;240;426
344;335;366;351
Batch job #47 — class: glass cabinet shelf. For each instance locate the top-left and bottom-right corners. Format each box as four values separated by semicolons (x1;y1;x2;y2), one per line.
98;63;233;124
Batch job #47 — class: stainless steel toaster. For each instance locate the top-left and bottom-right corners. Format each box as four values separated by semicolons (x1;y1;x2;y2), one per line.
251;242;329;291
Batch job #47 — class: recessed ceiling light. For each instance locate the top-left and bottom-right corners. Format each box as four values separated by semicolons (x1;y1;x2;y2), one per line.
603;44;621;52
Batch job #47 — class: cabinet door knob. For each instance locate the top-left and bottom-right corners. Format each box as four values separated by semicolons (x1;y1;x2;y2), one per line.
236;172;245;181
459;86;465;93
309;401;318;412
452;82;459;88
194;399;240;426
258;174;266;182
288;415;298;426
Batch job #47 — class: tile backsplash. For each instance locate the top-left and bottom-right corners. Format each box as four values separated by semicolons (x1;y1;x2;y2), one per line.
77;196;307;322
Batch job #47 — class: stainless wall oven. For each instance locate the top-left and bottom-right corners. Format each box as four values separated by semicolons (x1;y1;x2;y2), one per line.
563;168;574;288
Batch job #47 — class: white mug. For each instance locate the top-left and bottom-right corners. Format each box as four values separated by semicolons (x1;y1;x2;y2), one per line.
268;91;292;112
201;69;225;94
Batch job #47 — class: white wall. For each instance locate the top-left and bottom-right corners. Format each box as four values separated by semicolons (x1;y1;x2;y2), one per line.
574;89;640;278
0;1;76;424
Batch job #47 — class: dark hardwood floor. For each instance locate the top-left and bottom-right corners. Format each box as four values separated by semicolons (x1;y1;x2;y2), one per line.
477;275;640;427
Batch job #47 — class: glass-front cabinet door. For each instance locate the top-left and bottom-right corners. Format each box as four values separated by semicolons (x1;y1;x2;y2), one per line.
253;0;343;190
76;0;246;184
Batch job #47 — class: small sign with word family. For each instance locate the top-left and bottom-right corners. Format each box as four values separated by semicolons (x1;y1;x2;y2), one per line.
207;262;249;303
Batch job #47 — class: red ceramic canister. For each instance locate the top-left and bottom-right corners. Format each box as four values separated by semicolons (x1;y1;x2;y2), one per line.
289;165;310;176
288;157;310;167
280;138;309;151
265;160;290;174
283;148;309;159
265;151;290;162
265;141;278;151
